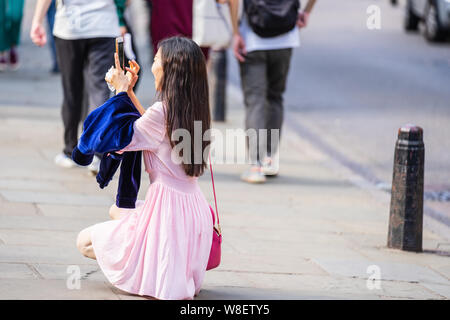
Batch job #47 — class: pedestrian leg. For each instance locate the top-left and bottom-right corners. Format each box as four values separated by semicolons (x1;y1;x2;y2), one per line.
239;50;268;164
266;48;292;157
85;37;115;112
54;37;86;156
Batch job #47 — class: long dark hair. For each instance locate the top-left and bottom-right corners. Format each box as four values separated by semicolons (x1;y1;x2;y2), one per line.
157;37;211;177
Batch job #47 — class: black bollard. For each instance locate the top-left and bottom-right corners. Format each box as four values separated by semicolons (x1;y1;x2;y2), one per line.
388;125;424;252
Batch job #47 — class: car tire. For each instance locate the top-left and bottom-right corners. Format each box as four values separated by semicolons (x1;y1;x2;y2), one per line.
404;0;420;31
424;1;446;42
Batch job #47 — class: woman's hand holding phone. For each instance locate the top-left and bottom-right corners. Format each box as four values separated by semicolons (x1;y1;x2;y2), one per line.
125;60;140;94
105;52;140;95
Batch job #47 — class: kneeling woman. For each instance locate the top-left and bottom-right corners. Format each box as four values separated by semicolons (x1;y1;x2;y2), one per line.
76;37;213;300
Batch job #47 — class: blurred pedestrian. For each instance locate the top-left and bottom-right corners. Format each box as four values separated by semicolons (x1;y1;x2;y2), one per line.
117;0;141;91
147;0;209;59
46;0;59;74
30;0;121;172
210;48;228;122
81;0;142;145
195;0;232;122
229;0;309;183
0;0;24;71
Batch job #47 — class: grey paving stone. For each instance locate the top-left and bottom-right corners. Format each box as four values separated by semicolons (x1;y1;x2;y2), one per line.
226;231;366;261
218;252;328;276
0;263;37;279
33;263;107;282
0;215;102;232
0;179;65;192
196;285;362;300
0;200;39;216
239;273;442;300
37;203;107;219
0;229;78;247
0;245;97;265
0;279;119;299
0;166;93;182
421;283;450;299
431;264;450;281
0;190;113;206
312;257;450;285
62;179;112;195
109;287;150;300
203;270;260;289
360;247;450;274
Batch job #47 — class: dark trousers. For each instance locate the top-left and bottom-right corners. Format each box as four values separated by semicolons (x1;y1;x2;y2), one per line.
54;37;115;156
239;48;292;163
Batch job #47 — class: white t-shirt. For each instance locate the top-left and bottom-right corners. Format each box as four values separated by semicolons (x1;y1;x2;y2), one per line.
240;14;300;53
53;0;120;40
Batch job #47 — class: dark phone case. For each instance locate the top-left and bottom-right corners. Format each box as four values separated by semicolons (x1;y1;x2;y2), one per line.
118;42;125;70
116;37;126;71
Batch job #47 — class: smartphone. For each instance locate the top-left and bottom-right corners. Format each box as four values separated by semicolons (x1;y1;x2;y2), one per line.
304;0;317;14
115;36;125;72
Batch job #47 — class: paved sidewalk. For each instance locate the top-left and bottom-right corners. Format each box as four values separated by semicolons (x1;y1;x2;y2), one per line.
0;0;449;300
1;82;450;299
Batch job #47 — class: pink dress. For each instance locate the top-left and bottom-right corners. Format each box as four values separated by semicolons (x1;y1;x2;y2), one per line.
90;101;213;300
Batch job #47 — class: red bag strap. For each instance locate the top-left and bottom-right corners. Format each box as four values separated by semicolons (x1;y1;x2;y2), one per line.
209;153;220;227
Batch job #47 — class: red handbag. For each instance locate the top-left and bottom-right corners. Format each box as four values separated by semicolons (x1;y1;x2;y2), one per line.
206;154;222;270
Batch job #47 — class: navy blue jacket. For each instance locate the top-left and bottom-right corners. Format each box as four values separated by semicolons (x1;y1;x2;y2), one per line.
72;92;141;208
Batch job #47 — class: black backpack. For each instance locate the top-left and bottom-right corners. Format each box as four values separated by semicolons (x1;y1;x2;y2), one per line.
244;0;300;38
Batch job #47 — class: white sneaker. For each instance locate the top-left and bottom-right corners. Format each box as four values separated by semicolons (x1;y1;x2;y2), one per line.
87;155;101;176
241;165;266;184
261;156;279;176
54;153;78;169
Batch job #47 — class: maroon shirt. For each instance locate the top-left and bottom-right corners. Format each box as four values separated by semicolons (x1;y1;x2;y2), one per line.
148;0;209;59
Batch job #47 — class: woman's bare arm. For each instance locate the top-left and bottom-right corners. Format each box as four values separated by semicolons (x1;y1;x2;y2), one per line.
127;90;146;116
30;0;52;46
32;0;52;24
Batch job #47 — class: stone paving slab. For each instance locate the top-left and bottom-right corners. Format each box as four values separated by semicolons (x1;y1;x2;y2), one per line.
219;253;328;276
0;229;77;247
0;199;40;217
421;283;450;299
36;204;107;219
0;263;37;280
231;273;444;300
355;247;450;276
0;190;113;207
196;286;345;300
0;215;102;232
312;258;450;285
0;179;64;192
32;263;106;282
0;245;97;265
0;279;119;300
